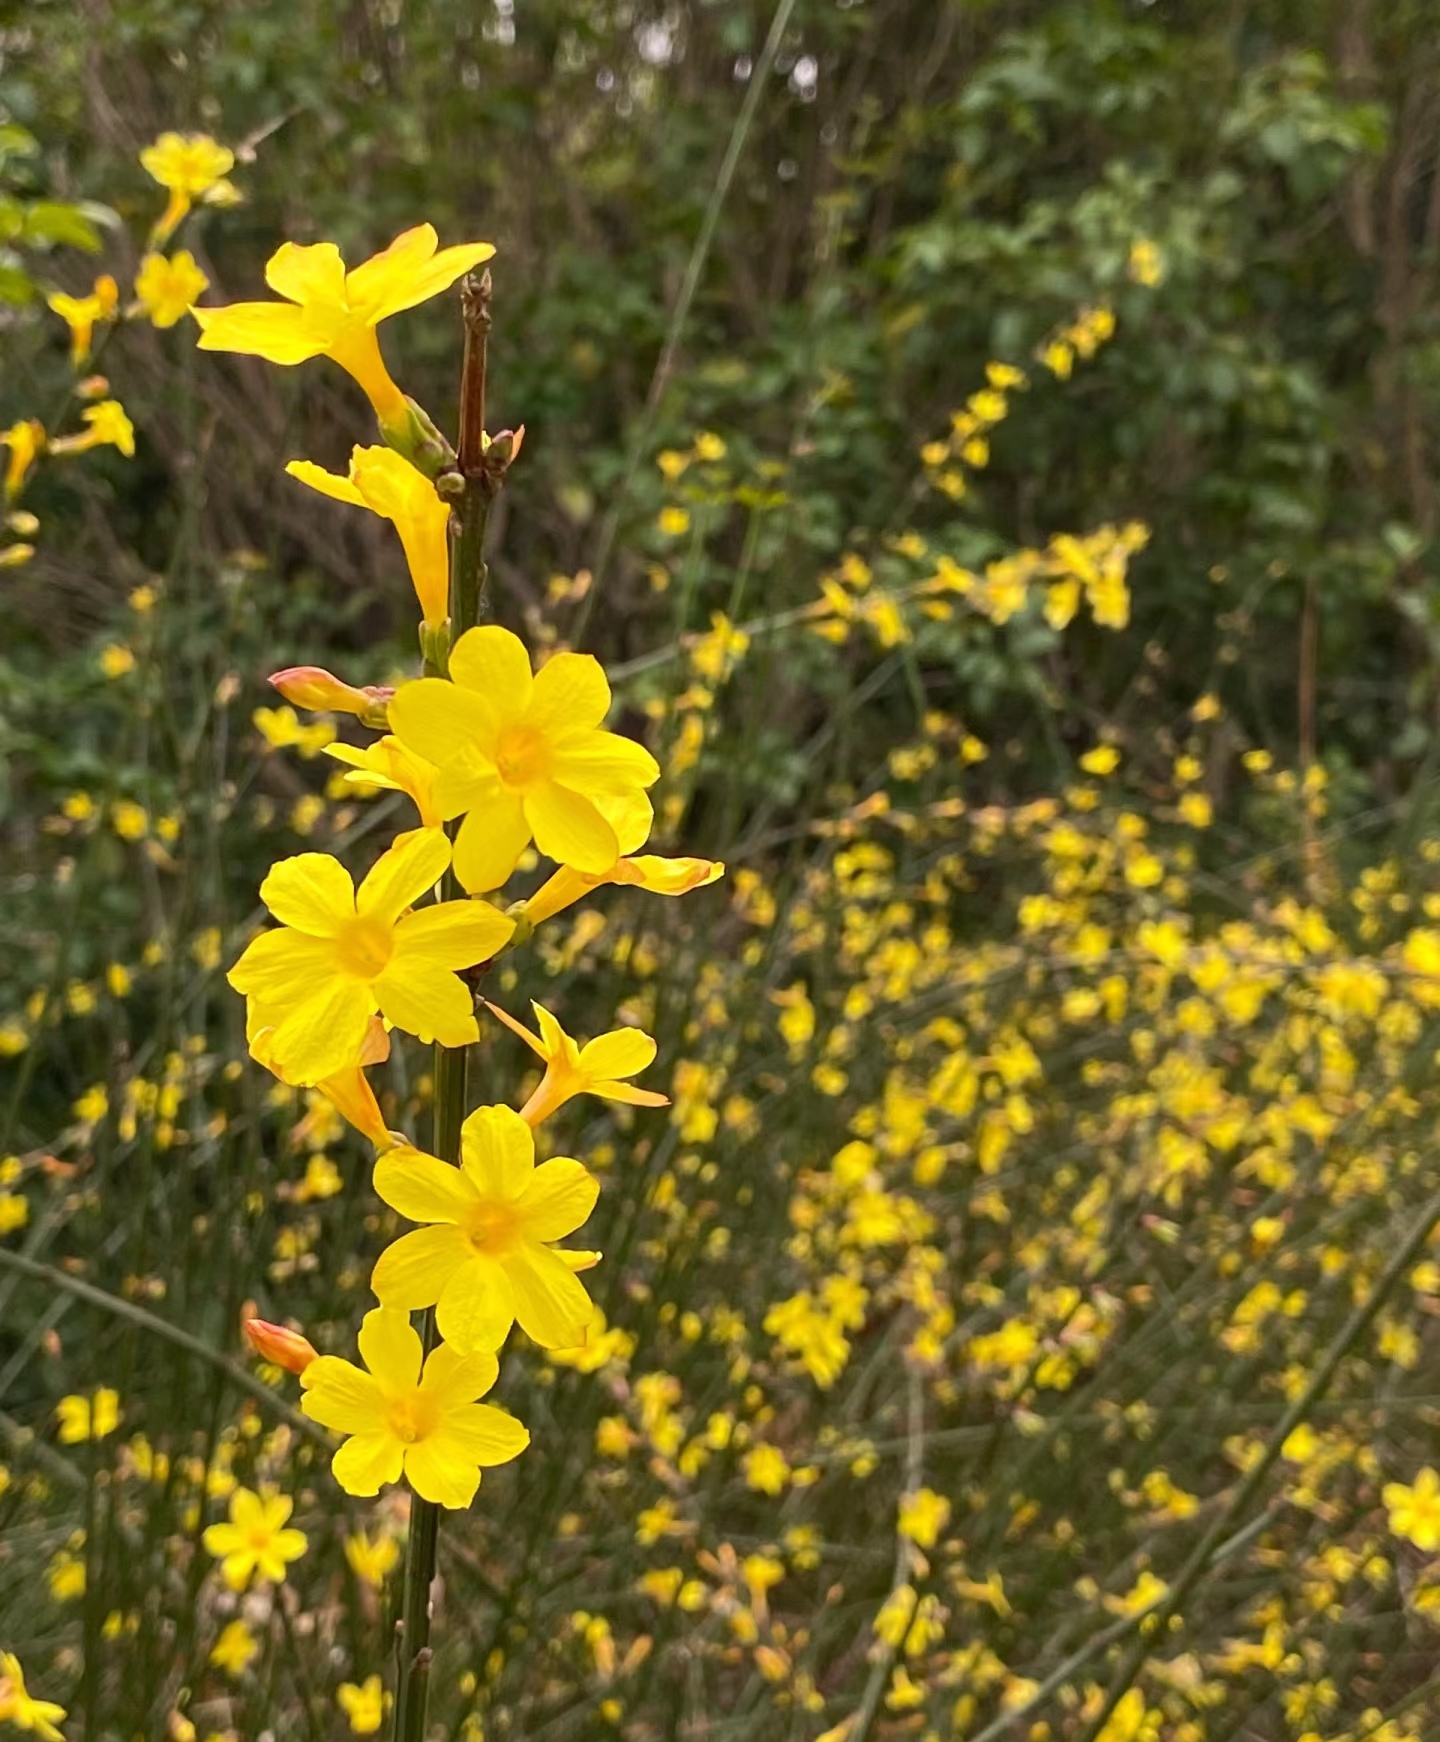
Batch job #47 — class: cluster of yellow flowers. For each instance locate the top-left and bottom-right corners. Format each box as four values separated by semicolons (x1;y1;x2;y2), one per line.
191;222;722;1513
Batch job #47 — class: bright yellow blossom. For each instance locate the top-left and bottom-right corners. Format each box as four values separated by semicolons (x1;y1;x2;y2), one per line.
56;1387;120;1444
1384;1466;1440;1551
338;1675;389;1735
47;274;118;365
344;1528;401;1587
49;400;135;460
897;1486;952;1550
0;1652;66;1742
326;736;441;829
372;1103;599;1353
287;446;451;627
201;1485;308;1590
140;132;235;244
209;1618;259;1677
485;999;668;1128
299;1305;529;1509
2;421;44;500
523;789;723;924
388;626;660;891
134;250;209;328
228;827;513;1085
193;225;494;433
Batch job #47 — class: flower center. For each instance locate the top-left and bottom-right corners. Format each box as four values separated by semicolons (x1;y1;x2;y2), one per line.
464;1199;519;1256
494;724;550;790
385;1391;440;1446
335;914;394;979
247;1528;275;1551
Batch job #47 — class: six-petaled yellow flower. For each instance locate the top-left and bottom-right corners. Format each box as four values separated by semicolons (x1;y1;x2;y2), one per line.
202;1485;308;1590
228;826;513;1084
486;999;668;1128
140;131;235;244
134;250;209;328
388;626;660;893
1384;1466;1440;1552
300;1305;530;1509
372;1103;599;1353
287;445;450;627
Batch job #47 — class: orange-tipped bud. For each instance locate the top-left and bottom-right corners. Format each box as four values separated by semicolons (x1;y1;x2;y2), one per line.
243;1316;318;1375
269;666;393;724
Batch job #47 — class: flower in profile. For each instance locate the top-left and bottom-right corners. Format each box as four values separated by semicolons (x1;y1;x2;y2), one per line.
140;131;235;244
202;1485;308;1589
287;446;450;627
522;790;723;926
47;274;118;365
249;1007;395;1148
49;400;135;460
388;627;660;893
326;737;441;829
372;1103;599;1353
192;225;494;436
228;826;513;1085
485;1000;668;1128
0;1651;66;1742
300;1305;530;1509
134;250;209;328
2;420;44;500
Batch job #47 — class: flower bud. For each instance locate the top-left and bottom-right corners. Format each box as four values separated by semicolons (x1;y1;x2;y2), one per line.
381;396;456;480
243;1316;318;1375
269;666;392;722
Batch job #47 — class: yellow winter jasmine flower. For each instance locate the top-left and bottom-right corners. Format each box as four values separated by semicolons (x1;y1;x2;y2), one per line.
326;737;441;828
56;1387;120;1443
3;421;44;499
193;224;494;434
140;132;235;244
134;250;209;328
209;1617;259;1677
250;1008;396;1148
0;1651;67;1742
344;1527;401;1587
338;1675;389;1735
388;626;660;892
371;1103;599;1353
49;400;135;460
897;1486;952;1550
201;1485;308;1590
1384;1466;1440;1551
486;999;669;1128
300;1305;530;1509
523;790;723;925
47;274;118;365
287;446;450;627
228;827;513;1085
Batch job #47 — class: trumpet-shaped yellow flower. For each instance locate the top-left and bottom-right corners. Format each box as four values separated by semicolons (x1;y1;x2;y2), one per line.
372;1104;599;1354
193;224;494;432
300;1305;529;1509
2;420;44;500
326;736;441;829
201;1485;308;1590
287;446;450;627
134;250;209;328
0;1652;66;1742
249;1007;395;1148
49;401;135;460
140;131;235;244
47;274;118;365
523;789;723;925
228;826;513;1085
388;627;661;893
485;1000;668;1128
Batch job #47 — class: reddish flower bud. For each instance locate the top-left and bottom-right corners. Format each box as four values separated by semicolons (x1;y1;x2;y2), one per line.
269;666;392;722
244;1317;318;1376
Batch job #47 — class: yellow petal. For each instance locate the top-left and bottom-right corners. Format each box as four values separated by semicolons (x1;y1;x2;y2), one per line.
593;1080;670;1109
599;790;655;858
452;795;531;893
482;999;547;1059
527;651;610;734
265;979;374;1085
549;728;660;795
620;854;725;897
435;1258;515;1354
448;625;534;712
285;458;367;510
389;676;503;774
357;1305;422;1390
341;224;438;317
504;1246;596;1348
193;301;334;364
401;1436;481;1510
524;781;618;874
298;1356;383;1435
356;826;451;924
331;1432;405;1498
578;1027;656;1081
259;851;355;934
392;900;514;969
373;963;479;1049
228;929;334;1002
460;1104;535;1199
420;1339;500;1405
518;1157;598;1241
373;1147;476;1225
442;1400;530;1465
372;1225;471;1308
265;240;347;307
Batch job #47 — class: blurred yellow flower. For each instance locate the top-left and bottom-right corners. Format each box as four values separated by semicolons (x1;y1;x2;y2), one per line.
209;1618;258;1677
1384;1466;1440;1551
50;400;135;460
140;132;235;244
134;250;209;328
201;1486;307;1590
0;1652;66;1742
47;274;118;365
2;420;44;499
485;999;668;1128
56;1387;120;1444
338;1675;389;1736
344;1528;401;1587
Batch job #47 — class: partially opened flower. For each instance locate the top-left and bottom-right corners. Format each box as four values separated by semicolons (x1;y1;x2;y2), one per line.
134;249;209;328
300;1305;529;1509
387;626;660;893
140;131;235;244
3;420;44;500
249;1008;396;1149
49;400;134;460
522;790;724;925
202;1486;308;1590
193;225;494;437
228;826;513;1085
326;736;441;829
485;999;668;1128
372;1104;599;1353
0;1652;66;1742
287;446;450;627
47;274;118;366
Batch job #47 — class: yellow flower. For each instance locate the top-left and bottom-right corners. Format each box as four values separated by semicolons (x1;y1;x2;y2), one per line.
250;1009;395;1148
388;627;660;892
134;250;209;328
485;1000;668;1128
193;224;494;433
897;1486;952;1550
344;1528;401;1587
299;1305;529;1509
372;1103;599;1353
1384;1466;1440;1551
49;400;135;460
99;643;136;679
47;274;118;365
522;789;723;925
286;447;450;627
326;737;441;829
228;827;513;1085
0;1652;67;1742
140;132;235;244
2;420;44;500
209;1618;259;1677
338;1675;389;1736
56;1387;120;1444
201;1486;308;1590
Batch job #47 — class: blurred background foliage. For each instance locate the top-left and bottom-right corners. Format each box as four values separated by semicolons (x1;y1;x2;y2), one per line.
7;1;1440;1739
